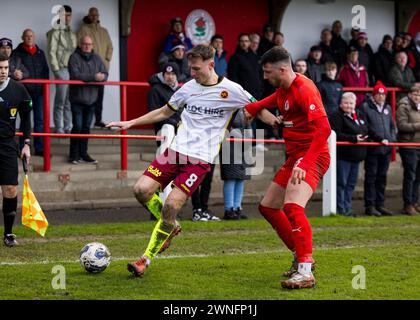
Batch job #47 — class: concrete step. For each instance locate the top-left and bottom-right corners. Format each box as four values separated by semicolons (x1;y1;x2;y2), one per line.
8;183;403;213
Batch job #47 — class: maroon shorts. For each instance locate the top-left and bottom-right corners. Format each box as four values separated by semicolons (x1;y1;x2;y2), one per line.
143;148;211;196
273;152;330;192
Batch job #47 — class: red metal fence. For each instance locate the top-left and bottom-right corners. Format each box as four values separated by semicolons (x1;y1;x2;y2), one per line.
18;79;409;172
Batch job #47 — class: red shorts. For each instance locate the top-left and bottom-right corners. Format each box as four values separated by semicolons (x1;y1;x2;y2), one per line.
143;148;211;196
273;152;330;192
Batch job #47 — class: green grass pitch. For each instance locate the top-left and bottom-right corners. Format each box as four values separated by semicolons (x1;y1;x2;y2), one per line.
0;215;419;300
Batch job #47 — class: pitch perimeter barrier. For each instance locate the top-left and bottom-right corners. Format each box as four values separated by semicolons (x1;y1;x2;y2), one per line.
19;79;406;172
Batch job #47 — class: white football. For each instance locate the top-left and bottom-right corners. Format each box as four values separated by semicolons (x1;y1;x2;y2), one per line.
79;242;111;273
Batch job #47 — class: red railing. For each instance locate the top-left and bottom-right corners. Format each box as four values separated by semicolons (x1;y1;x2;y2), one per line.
21;79;149;172
18;80;407;171
342;86;405;161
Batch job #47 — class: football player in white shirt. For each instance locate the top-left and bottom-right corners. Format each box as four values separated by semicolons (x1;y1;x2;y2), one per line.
107;45;280;277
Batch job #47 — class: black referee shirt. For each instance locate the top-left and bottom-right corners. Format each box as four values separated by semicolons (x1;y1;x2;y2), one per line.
0;78;32;141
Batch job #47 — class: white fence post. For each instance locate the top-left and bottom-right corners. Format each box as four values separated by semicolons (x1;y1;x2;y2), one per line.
158;124;175;204
322;130;337;216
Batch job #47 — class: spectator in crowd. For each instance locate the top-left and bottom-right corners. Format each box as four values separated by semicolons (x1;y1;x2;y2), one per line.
373;34;394;86
273;32;284;48
317;61;343;117
359;81;396;217
413;32;420;81
330;20;348;68
294;59;308;76
388;51;419;101
306;45;324;83
211;34;227;77
77;7;113;128
13;29;49;156
229;33;265;150
402;32;417;70
258;23;274;56
0;38;29;81
68;36;108;164
221;111;251;220
228;33;263;101
159;40;191;83
255;31;278;140
337;46;369;107
329;92;368;216
47;4;77;134
393;34;404;52
319;28;335;63
249;33;261;56
403;32;413;48
162;17;193;54
147;62;181;146
355;32;374;85
396;85;420;216
349;27;360;48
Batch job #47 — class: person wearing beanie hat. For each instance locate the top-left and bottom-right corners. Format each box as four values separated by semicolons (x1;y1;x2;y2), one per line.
0;38;29;81
158;39;191;83
359;80;396;217
372;80;387;96
258;23;275;56
147;61;181;152
163;16;193;54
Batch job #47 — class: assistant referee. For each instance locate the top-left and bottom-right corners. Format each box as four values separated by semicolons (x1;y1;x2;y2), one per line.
0;53;32;247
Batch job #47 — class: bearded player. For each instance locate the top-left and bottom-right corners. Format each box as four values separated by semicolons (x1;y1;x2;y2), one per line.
244;47;331;289
107;45;278;277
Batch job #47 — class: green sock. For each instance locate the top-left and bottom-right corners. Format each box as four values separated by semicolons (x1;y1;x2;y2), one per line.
144;193;163;220
144;220;175;260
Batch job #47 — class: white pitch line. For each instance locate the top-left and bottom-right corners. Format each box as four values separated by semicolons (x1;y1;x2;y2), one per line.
0;243;398;266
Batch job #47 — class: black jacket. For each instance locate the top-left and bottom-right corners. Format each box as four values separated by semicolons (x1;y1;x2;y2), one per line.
373;45;394;86
359;97;396;156
331;34;348;68
12;43;49;96
220;110;251;180
320;42;335;64
257;38;274;57
68;47;108;105
147;73;181;131
317;74;343;117
329;108;368;162
228;48;263;100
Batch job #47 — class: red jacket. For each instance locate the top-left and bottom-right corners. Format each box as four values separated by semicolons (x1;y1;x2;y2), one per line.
337;62;369;107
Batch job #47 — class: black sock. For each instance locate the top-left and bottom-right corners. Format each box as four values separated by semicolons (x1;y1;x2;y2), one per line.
3;197;17;236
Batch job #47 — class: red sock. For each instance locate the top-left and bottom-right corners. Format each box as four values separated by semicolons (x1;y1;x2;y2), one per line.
258;204;295;251
283;203;313;263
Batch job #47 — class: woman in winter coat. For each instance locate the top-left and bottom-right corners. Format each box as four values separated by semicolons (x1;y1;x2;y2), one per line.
329;92;368;216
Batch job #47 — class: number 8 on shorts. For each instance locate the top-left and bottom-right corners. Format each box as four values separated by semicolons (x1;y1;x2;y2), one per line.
185;173;198;188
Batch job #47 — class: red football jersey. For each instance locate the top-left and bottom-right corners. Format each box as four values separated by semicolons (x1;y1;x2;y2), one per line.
275;74;328;158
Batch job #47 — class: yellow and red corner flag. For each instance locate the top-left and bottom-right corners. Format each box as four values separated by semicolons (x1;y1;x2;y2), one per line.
21;157;48;237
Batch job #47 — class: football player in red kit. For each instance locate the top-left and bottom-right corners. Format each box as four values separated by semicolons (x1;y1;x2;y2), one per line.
245;47;331;289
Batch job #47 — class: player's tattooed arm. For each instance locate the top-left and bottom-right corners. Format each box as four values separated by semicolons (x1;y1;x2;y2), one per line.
257;109;283;128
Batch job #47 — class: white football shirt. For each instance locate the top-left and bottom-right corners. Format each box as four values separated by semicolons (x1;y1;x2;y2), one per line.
167;77;255;163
